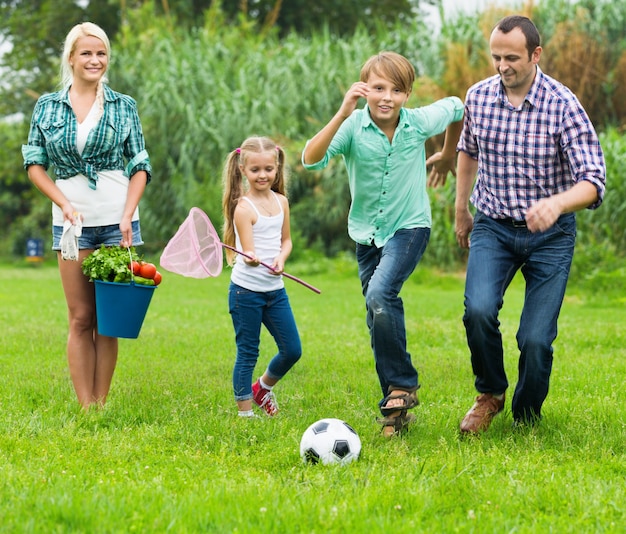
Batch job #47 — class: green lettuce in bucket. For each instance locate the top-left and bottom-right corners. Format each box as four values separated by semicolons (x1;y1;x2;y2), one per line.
81;245;161;286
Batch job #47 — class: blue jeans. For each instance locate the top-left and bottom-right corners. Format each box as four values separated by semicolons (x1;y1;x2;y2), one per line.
228;283;302;401
356;228;430;401
52;220;143;250
463;211;576;421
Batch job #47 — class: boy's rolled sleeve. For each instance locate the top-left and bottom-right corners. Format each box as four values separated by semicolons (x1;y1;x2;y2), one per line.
301;139;332;171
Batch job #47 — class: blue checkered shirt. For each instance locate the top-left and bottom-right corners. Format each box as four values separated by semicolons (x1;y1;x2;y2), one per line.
22;85;151;190
458;67;605;219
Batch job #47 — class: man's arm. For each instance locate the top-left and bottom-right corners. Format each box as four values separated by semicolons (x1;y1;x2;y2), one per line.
426;118;464;187
525;181;599;233
454;151;479;249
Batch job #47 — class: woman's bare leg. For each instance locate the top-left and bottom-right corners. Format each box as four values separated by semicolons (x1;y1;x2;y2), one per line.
58;251;118;409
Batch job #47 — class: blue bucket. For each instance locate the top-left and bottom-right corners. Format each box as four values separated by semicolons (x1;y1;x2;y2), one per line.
94;280;157;339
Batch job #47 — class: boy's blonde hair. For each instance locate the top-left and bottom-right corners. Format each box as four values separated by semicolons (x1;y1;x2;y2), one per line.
360;51;415;94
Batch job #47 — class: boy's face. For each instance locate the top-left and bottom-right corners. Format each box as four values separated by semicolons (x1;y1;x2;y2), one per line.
365;74;410;130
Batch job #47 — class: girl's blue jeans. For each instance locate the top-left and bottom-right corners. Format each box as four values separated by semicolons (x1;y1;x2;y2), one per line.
463;211;576;421
228;282;301;401
356;227;430;401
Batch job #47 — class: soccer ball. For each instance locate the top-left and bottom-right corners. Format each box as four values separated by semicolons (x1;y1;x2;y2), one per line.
299;418;361;465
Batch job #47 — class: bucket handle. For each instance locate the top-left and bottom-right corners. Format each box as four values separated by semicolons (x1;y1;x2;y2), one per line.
127;246;135;283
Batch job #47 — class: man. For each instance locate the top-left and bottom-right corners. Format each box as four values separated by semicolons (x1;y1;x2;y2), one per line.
455;15;606;432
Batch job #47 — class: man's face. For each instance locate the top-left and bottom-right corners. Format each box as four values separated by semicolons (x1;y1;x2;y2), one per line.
490;27;541;94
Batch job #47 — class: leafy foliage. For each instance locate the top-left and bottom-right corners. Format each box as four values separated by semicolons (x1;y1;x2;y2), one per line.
2;0;626;271
81;245;139;282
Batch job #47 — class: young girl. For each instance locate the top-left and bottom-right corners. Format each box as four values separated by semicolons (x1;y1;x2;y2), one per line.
222;136;302;418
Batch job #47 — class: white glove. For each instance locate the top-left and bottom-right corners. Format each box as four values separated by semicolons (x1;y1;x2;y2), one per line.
60;216;83;261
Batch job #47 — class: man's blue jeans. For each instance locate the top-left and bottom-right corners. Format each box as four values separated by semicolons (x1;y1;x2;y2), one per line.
228;283;301;401
356;228;430;400
463;211;576;421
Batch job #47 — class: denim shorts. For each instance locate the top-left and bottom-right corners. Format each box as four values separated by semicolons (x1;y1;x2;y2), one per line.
51;220;143;251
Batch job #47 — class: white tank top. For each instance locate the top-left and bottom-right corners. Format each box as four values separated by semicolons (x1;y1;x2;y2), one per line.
231;192;285;292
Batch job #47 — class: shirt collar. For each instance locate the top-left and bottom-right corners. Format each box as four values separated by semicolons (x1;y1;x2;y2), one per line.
524;66;544;108
53;84;117;104
493;66;543;108
361;104;410;130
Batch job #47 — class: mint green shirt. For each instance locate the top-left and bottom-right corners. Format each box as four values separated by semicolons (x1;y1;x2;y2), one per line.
303;97;464;246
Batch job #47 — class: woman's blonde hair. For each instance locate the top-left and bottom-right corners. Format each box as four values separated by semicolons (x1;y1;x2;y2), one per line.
360;51;415;94
221;136;288;265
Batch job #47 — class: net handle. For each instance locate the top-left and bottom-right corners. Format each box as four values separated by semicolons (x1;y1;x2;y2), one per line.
220;243;321;294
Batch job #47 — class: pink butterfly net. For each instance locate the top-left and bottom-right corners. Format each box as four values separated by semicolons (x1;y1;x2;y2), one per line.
160;207;320;293
160;207;223;278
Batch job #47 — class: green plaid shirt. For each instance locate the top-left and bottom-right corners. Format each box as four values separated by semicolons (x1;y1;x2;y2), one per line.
22;85;151;190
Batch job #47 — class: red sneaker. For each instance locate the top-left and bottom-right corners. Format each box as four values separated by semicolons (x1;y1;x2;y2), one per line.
252;379;279;416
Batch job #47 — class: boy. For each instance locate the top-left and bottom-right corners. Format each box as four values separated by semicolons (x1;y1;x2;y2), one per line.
302;52;463;437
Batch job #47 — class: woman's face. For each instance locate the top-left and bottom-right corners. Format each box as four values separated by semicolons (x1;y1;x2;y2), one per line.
70;35;108;84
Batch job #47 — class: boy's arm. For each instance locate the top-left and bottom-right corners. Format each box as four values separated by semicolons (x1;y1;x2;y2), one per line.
425;117;464;187
302;82;369;164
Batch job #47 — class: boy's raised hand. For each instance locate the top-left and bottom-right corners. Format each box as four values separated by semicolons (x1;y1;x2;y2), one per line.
339;82;369;118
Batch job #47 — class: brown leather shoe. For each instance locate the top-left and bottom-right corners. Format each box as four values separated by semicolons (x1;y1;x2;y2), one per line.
460;393;505;433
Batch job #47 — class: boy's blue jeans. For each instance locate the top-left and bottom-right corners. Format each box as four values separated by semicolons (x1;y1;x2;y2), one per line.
356;228;430;401
463;211;576;421
228;283;301;401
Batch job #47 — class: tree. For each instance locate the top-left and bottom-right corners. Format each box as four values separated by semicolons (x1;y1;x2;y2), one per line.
0;0;122;118
216;0;431;36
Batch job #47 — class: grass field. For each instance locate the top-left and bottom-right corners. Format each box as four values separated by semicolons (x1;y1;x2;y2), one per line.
1;261;624;533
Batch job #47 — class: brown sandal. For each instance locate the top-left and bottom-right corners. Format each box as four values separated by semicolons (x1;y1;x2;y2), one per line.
378;390;419;437
377;412;416;438
380;391;419;416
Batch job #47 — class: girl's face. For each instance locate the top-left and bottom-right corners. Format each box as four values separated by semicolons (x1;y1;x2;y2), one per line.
240;151;277;193
366;74;410;130
70;35;108;84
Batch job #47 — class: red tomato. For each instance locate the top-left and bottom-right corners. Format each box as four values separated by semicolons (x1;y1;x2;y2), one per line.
139;262;157;279
153;271;162;286
131;261;142;275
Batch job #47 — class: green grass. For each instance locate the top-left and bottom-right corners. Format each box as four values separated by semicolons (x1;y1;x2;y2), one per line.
0;262;624;533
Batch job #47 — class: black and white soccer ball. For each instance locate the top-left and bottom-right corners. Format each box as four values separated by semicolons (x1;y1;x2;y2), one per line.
299;418;361;465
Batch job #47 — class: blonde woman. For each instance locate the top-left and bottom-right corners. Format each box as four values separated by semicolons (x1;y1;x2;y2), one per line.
22;22;152;409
